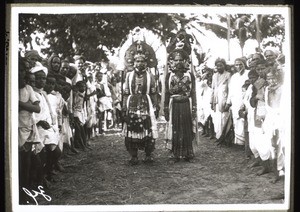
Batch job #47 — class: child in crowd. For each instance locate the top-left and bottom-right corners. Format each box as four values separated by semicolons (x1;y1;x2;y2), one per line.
60;80;78;154
95;71;113;132
86;74;98;139
44;73;66;172
110;76;122;128
198;72;214;138
73;80;89;150
239;70;259;160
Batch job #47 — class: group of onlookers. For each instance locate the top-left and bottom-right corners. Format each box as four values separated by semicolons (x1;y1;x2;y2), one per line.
18;50;122;204
196;48;286;183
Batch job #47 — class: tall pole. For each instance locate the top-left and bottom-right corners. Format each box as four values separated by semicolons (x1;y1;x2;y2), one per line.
255;14;262;52
227;14;231;61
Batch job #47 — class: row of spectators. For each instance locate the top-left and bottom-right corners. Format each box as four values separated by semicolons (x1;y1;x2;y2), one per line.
196;48;286;183
18;50;122;204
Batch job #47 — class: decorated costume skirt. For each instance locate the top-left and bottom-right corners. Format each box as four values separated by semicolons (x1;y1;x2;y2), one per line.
171;98;194;158
123;94;157;152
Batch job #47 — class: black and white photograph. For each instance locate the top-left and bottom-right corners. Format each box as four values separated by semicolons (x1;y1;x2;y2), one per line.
6;4;293;212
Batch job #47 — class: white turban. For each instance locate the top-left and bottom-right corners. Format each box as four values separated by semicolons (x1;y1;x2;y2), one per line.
264;47;280;57
29;61;48;76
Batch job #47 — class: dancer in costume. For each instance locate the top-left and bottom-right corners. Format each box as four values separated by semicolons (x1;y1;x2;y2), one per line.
122;41;159;165
164;49;197;162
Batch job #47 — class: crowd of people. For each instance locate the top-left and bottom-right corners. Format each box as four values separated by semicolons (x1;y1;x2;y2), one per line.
18;34;287;204
196;48;286;184
18;50;123;203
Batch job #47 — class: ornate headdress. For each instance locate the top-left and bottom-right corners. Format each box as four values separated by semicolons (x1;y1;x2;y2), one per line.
124;40;157;70
168;49;190;61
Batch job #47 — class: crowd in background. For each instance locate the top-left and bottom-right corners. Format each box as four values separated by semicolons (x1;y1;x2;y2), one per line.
18;45;287;204
18;50;122;204
196;47;286;183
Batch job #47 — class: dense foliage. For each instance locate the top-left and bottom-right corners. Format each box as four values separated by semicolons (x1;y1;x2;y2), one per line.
19;13;177;62
19;13;285;61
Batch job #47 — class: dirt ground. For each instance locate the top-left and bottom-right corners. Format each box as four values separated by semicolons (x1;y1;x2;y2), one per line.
34;120;285;208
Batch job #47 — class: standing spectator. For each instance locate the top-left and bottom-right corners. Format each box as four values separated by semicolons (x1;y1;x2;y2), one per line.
48;53;61;74
238;70;259;160
261;68;284;182
210;58;232;143
44;73;65;172
225;57;250;145
72;55;87;85
95;71;113;131
198;72;213;137
248;60;270;172
73;81;88;150
122;44;158;165
60;80;78;154
25;70;47;189
110;76;122;128
29;62;62;184
18;57;41;203
164;49;197;163
95;72;106;135
86;74;97;139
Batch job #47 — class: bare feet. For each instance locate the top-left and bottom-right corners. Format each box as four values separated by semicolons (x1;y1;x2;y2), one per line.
129;157;139;165
248;158;261;168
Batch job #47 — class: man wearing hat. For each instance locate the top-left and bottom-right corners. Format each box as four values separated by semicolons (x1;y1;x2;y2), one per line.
122;41;158;165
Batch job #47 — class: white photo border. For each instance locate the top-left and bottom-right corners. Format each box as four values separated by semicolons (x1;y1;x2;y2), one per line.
8;4;292;212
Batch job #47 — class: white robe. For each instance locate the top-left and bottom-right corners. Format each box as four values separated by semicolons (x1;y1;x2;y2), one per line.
227;69;250;145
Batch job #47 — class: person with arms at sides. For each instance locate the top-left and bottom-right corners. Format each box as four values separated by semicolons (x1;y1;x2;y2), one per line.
73;80;89;151
95;71;114;132
122;42;158;165
261;68;285;183
210;58;232;144
85;73;98;139
238;68;259;161
164;49;197;163
225;57;250;146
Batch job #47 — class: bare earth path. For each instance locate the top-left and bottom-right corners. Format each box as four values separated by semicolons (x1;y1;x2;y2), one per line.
36;121;284;207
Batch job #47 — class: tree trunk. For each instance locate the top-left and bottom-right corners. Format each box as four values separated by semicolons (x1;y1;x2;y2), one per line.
255;14;262;52
227;14;231;61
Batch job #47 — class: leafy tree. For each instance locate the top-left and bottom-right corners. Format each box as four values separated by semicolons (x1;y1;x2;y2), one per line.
19;12;285;62
19;13;177;62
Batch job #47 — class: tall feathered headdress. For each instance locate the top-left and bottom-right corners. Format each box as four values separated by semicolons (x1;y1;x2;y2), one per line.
124;40;157;70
